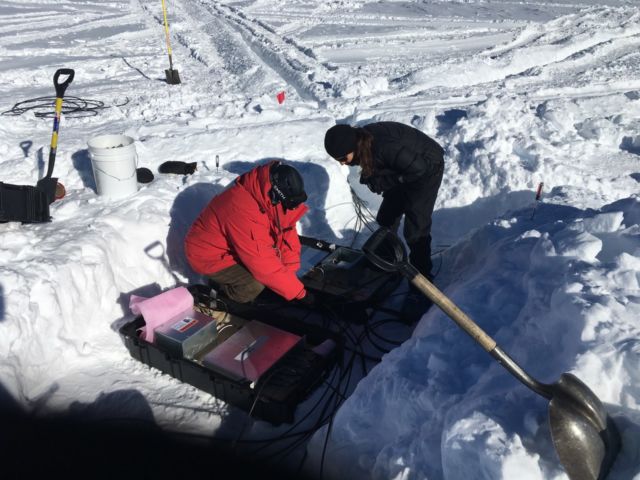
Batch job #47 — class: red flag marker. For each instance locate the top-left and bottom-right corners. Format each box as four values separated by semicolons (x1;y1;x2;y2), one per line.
276;91;285;104
530;182;544;220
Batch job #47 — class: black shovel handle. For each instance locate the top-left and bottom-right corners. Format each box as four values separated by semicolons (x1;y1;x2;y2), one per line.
362;228;408;273
53;68;75;98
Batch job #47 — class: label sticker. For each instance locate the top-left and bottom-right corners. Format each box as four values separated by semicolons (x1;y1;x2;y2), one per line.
171;317;198;333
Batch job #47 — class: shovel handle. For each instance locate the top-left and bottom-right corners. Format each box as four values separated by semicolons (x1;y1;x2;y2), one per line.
161;0;173;56
409;269;497;352
53;68;75;99
46;68;74;179
362;227;406;272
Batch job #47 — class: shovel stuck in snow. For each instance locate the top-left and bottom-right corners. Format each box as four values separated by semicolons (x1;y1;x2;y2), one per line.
161;0;181;85
362;227;620;480
36;68;75;204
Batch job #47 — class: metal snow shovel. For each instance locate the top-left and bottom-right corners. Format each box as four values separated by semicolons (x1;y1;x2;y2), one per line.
362;227;621;480
36;68;74;204
161;0;181;85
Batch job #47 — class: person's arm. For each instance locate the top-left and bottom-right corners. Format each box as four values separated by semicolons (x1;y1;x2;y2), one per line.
226;218;306;300
280;225;302;271
392;145;430;183
362;144;428;193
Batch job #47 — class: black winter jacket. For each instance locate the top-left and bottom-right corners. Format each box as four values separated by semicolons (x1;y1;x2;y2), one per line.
360;122;444;193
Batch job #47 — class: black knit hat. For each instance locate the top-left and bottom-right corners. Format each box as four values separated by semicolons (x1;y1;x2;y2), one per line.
324;124;357;159
269;163;307;210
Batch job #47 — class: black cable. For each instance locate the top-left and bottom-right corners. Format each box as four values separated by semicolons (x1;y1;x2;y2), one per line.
261;344;360;465
363;328;392;354
366;319;404;347
232;367;279;452
322;304;369;375
342;345;382;363
242;364;342;454
368;317;412;332
1;95;129;118
348;188;377;247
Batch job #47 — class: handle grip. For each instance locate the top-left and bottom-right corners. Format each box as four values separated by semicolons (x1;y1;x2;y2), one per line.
362;227;406;272
53;69;75;98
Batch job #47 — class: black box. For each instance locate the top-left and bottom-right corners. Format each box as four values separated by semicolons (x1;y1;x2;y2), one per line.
298;236;402;321
119;305;340;425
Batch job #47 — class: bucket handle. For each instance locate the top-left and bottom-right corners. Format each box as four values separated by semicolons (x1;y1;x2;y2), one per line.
92;153;138;182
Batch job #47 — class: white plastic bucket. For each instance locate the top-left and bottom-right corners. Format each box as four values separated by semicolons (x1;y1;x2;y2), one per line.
88;134;138;199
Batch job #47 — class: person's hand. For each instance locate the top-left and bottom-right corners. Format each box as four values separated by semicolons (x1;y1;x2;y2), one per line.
366;175;397;194
368;177;384;194
296;290;316;306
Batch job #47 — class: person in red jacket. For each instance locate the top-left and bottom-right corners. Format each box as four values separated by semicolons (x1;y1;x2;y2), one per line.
184;161;313;305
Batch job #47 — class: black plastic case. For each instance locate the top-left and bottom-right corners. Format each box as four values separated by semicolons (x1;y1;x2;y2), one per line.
298;236;402;322
119;306;340;425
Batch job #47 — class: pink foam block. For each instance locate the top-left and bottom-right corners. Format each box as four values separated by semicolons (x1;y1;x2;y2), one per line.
129;286;194;343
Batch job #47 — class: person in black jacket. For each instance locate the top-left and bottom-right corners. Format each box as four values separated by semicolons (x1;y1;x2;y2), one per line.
324;122;444;312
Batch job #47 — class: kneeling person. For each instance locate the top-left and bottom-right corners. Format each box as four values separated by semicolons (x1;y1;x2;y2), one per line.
185;161;313;305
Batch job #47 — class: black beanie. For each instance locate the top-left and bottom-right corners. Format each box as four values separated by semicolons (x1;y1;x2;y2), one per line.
269;163;308;210
324;124;357;159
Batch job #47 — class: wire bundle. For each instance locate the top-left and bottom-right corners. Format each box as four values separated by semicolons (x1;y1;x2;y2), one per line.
348;187;378;247
1;95;129;118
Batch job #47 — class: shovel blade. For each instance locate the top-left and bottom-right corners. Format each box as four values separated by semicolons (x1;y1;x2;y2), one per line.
549;373;620;480
165;69;181;85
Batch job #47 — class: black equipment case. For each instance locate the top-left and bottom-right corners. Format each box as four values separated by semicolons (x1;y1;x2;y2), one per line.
298;235;402;322
119;293;342;425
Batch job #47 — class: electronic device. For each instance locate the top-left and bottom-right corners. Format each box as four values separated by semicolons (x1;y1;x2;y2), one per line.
154;308;218;359
301;245;393;302
201;320;303;383
297;244;331;278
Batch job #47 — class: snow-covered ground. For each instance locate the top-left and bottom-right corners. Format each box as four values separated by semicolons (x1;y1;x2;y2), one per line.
1;0;639;479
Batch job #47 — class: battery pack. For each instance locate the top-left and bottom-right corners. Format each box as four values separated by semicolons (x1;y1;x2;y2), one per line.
154;309;218;359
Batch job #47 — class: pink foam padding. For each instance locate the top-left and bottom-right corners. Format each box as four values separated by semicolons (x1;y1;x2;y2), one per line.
129;286;194;343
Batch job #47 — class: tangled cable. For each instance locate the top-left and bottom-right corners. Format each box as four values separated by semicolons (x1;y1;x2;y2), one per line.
2;95;129;118
348;187;378;247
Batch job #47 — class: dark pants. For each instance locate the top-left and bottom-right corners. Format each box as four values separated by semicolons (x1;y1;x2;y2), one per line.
376;162;444;279
207;263;265;303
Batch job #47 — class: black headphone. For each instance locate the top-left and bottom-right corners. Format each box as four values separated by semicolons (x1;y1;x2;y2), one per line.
268;162;307;210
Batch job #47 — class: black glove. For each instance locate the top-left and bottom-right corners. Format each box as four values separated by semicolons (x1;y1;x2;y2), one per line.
158;161;197;175
364;175;399;194
136;167;154;184
296;290;316;306
367;177;384;194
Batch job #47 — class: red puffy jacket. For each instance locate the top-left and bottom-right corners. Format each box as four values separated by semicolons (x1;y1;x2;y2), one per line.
184;162;308;301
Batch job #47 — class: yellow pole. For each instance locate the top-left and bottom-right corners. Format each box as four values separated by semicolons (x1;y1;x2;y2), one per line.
161;0;174;70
